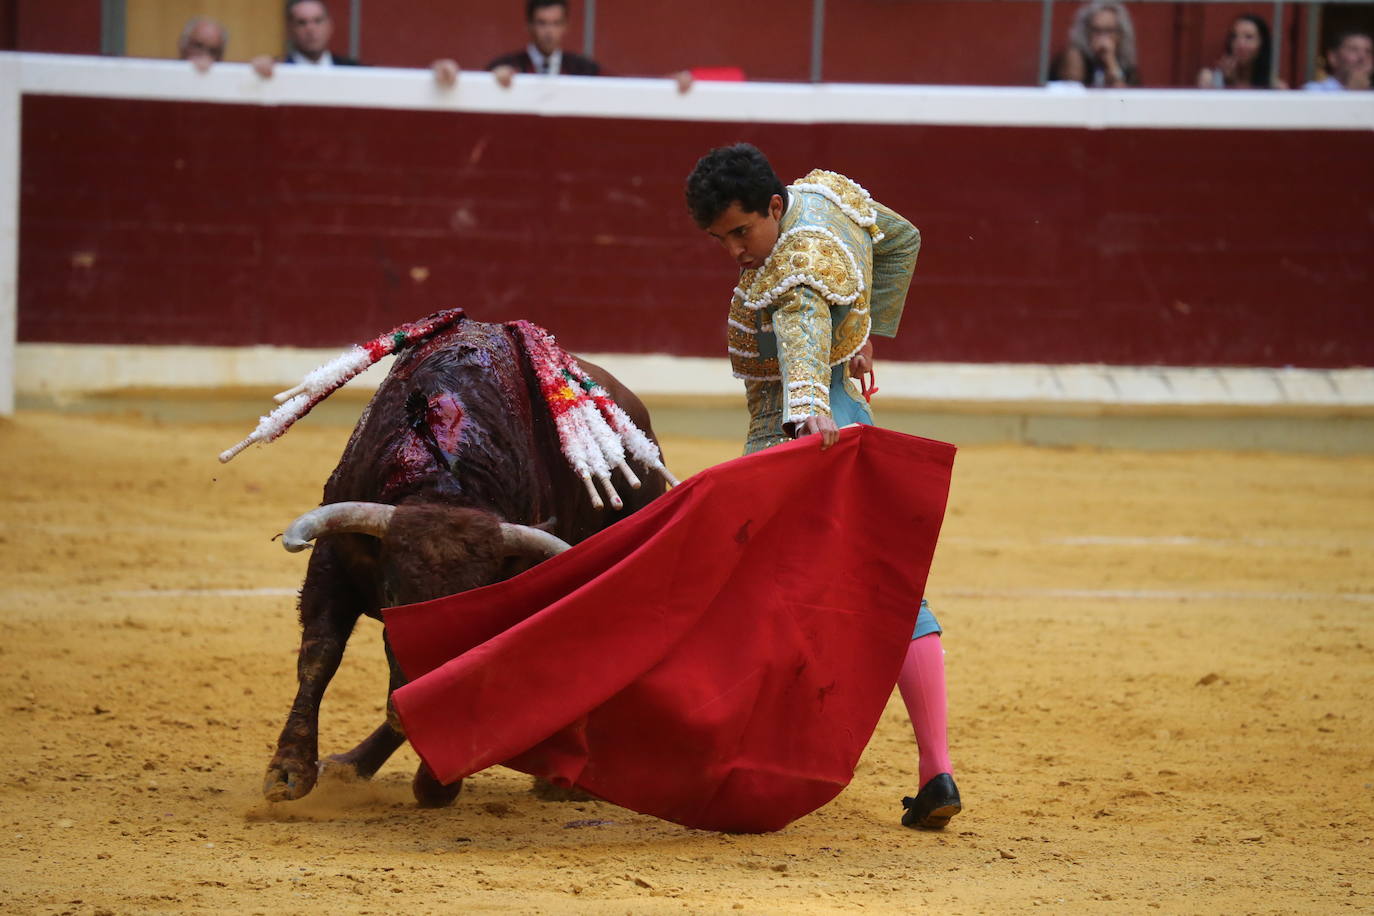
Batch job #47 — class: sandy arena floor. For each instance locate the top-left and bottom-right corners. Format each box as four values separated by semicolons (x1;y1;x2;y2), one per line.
1;402;1372;914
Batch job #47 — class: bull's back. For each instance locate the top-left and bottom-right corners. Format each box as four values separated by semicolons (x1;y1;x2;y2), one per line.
319;319;667;542
322;322;552;525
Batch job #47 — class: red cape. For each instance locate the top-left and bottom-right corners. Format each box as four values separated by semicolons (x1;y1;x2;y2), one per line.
384;425;955;832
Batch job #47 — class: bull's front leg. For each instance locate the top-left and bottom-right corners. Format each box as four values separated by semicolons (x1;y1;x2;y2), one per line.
316;630;463;807
413;760;463;808
318;632;408;784
263;619;351;801
264;545;366;801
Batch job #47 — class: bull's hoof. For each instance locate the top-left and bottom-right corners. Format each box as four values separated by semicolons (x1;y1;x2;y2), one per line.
263;758;318;802
412;763;462;808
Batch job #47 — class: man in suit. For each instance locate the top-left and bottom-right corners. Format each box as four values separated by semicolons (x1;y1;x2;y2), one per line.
488;0;600;87
253;0;360;78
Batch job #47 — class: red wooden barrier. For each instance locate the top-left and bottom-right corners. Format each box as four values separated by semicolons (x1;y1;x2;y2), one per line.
18;95;1373;367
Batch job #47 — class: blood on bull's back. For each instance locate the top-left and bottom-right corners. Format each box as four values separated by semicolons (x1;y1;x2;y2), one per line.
321;321;557;528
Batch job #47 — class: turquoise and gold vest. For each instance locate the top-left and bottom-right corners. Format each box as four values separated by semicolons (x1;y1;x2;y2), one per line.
726;170;886;382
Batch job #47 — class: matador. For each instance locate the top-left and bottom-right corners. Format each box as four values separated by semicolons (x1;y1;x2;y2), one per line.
686;143;962;829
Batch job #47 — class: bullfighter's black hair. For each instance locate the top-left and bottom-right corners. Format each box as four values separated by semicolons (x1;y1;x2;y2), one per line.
684;143;788;230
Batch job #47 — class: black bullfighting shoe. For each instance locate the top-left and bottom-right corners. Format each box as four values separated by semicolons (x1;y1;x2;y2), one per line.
900;773;962;829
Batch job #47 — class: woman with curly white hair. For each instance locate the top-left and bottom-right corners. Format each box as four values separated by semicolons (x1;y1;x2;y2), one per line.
1054;1;1140;88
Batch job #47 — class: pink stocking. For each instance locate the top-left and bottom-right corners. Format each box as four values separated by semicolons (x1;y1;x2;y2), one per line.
896;633;952;789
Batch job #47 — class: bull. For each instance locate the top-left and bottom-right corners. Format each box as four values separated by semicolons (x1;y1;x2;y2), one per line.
234;316;670;806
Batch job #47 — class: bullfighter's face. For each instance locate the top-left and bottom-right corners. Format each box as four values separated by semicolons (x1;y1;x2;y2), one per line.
705;194;784;272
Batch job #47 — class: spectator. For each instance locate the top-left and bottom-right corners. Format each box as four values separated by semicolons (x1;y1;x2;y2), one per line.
1197;14;1287;89
1053;1;1140;88
1303;30;1372;91
177;16;227;73
253;0;360;78
488;0;600;88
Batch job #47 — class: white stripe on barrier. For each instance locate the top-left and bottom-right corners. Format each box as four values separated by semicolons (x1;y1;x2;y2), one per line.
0;55;19;416
4;52;1372;417
16;343;1374;409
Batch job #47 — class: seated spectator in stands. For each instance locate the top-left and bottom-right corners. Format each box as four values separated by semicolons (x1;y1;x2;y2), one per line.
1197;14;1287;89
1303;30;1372;91
179;15;228;72
253;0;359;78
178;16;227;73
488;0;600;88
1052;2;1139;88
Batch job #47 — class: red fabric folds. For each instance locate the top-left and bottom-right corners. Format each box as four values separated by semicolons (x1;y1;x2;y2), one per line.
384;425;955;833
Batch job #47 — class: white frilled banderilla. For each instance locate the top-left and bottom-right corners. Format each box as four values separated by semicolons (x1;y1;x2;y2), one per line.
507;320;677;510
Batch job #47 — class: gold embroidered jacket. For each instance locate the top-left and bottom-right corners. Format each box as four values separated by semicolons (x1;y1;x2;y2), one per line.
726;170;921;451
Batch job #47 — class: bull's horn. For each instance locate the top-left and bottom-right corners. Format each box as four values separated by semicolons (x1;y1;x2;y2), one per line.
500;523;572;558
282;502;397;552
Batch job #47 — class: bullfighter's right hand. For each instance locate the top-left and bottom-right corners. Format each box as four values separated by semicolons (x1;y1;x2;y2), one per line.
794;415;840;450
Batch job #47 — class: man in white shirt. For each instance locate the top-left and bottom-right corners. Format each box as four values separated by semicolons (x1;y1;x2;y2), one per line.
253;0;360;78
487;0;601;88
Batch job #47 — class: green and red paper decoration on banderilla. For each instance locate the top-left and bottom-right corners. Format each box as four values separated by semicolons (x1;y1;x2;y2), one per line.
218;310;675;509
